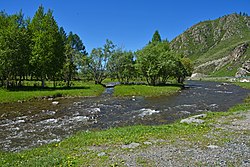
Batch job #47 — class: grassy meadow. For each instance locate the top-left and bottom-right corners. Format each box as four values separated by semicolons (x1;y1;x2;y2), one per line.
114;85;181;97
0;81;105;103
234;82;250;89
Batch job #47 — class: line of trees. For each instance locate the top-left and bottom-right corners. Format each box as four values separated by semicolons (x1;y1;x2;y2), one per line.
83;31;193;85
0;6;193;88
0;6;86;88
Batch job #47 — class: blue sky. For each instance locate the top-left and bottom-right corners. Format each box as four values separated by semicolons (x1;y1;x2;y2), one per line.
1;0;249;53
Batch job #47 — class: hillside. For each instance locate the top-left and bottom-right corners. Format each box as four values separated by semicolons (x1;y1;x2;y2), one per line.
170;13;250;77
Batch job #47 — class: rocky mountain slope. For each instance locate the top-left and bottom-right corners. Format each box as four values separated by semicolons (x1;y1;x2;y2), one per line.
170;13;250;77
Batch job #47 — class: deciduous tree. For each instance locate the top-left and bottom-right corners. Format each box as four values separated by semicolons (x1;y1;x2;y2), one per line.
29;6;65;87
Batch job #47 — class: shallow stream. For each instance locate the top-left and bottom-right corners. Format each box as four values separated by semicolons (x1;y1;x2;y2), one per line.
0;81;249;152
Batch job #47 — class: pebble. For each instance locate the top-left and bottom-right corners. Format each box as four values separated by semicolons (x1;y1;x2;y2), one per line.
207;145;219;149
97;152;106;157
52;101;59;105
143;141;152;145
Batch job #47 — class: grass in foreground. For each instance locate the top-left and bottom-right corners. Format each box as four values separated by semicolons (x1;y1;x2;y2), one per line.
114;85;181;97
0;81;104;103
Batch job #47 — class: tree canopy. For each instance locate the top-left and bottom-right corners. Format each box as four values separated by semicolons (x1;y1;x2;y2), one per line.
0;6;87;88
0;7;192;88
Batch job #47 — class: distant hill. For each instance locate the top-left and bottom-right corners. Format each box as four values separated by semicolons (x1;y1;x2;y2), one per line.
170;13;250;77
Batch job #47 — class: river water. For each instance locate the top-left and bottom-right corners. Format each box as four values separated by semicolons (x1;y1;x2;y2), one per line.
0;81;249;152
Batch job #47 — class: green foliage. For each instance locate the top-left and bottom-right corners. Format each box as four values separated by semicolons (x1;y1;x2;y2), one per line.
0;11;31;87
137;33;192;85
151;30;161;43
234;82;250;89
63;31;87;87
29;6;65;87
108;49;135;83
84;39;115;84
0;6;90;89
0;81;104;103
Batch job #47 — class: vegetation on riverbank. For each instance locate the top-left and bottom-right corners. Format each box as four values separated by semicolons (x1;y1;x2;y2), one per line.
1;91;249;166
0;81;104;103
114;84;181;97
234;82;250;89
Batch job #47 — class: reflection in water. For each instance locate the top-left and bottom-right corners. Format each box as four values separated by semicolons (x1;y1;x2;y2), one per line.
0;81;249;152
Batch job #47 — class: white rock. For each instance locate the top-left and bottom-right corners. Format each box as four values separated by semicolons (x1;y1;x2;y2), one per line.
191;114;207;119
143;141;152;145
97;152;106;157
180;118;205;124
207;145;219;149
138;108;160;117
180;114;207;124
52;101;59;105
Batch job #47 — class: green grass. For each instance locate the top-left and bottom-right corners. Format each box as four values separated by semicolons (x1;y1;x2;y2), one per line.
114;85;181;97
0;122;211;167
0;81;104;103
234;82;250;89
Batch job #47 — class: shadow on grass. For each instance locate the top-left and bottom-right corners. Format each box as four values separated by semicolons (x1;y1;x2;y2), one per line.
6;86;91;92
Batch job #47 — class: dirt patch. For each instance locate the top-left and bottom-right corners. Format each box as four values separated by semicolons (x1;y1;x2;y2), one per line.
106;111;250;166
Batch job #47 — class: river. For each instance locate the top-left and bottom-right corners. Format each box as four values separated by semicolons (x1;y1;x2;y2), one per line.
0;81;249;152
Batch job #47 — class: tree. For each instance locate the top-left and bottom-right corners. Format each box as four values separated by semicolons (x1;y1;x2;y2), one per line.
85;39;115;84
137;31;193;85
29;6;65;87
63;31;87;87
137;41;171;85
0;11;31;87
108;49;135;83
151;30;162;43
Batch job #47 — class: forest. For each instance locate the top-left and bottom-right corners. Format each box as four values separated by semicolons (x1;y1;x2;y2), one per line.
0;6;193;88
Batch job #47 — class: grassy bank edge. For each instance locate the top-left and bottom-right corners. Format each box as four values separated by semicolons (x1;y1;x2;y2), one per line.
0;82;105;103
114;84;182;97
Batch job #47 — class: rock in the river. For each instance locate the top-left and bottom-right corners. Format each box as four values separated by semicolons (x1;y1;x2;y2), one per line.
52;101;59;105
138;108;160;117
180;114;207;124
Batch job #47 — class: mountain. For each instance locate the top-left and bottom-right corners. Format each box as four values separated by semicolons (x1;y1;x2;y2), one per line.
170;13;250;77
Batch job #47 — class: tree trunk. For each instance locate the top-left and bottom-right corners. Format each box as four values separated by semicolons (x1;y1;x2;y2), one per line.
18;75;22;87
53;79;56;88
41;78;45;88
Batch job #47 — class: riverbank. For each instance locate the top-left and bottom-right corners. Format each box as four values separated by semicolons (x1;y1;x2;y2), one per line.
0;81;105;103
114;85;181;97
1;89;249;166
0;81;182;103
